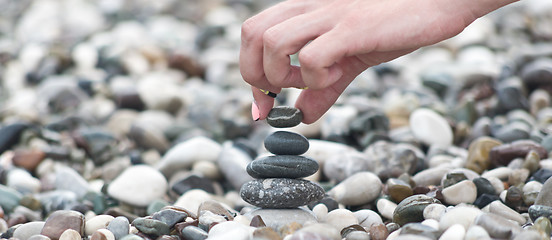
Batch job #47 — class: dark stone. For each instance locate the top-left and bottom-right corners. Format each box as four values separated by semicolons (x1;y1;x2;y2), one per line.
152;209;188;228
505;186;524;210
266;106;303;128
247;155;319;179
132;218;170;237
489;140;547;167
349;110;390;135
392;195;441;226
529;168;552;183
521;58;552;92
73;129;118;165
264;131;309;155
115;92;145;111
0;123;30;155
181;225;208;240
473;194;502;209
239;178;325;208
473;177;496;197
308;196;340;211
528;205;552;222
171;175;215;195
495;78;529;113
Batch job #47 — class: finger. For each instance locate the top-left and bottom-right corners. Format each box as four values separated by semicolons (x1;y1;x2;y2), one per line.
262;13;333;89
252;86;277;120
297;28;353;90
295;55;367;124
240;2;319;91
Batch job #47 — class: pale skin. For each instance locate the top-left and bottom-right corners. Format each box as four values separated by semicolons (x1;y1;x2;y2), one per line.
240;0;519;124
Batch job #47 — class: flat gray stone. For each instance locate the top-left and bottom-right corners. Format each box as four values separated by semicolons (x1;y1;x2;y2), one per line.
240;178;324;208
264;131;309;155
247;155;318;179
267;106;303;128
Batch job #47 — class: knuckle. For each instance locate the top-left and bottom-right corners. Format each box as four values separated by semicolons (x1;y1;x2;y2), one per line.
241;18;259;43
262;28;282;51
298;49;319;70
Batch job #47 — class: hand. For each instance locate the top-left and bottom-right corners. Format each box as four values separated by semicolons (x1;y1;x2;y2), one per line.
240;0;517;124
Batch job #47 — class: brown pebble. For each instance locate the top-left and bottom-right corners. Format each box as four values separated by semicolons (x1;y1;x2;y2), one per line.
59;229;81;240
7;212;27;227
198;200;234;221
253;227;282;240
12;149;46;172
40;210;85;240
90;229;114;240
466;137;502;174
279;222;303;236
489;140;547;167
155;235;179;240
174;219;199;233
0;205;4;218
369;223;389;240
250;215;266;227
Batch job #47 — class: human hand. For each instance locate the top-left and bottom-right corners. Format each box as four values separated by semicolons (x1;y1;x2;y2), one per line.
240;0;518;124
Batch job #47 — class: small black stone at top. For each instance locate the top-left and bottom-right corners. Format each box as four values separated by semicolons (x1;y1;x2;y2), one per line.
266;106;303;128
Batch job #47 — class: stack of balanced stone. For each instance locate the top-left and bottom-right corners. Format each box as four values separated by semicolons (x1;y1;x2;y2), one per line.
240;106;325;209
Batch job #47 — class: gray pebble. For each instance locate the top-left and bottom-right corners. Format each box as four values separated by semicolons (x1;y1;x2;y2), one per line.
267;106;303;128
474;213;521;239
264;131;309;155
400;223;440;239
131;218;170;237
181;226;208;240
247;155;319;179
152;209;188;228
528;205;552;222
240;178;324;208
106;216;129;240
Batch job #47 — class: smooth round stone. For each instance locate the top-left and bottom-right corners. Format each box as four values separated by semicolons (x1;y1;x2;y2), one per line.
0;184;23;213
323;150;372;183
107;165;167;207
13;221;46;240
244;208;317;231
240;178;324;208
474;213;521;239
264;131;309;155
511;230;547;240
247;155;318;179
59;229;82;240
208;221;254;240
152;209;188;228
40;210;85;239
54;166;91;198
464;225;491;240
535;176;552;206
181;226;208;240
325;209;358;232
267;106;303;128
106;216;129;240
400;223;440;239
393;195;440;226
7;168;41;194
489;140;547;167
386;178;413;203
481;167;512;180
472;177;496;197
466;137;502;174
422;203;447;221
438;224;465;240
354;210;383;229
488;200;525;225
131;218;170;237
529;168;552;183
91;229;115;240
156;136;222;178
528;205;552;222
409;108;453;147
412;167;452;187
442;180;477;205
344;231;370;240
171;174;216;195
369;223;389;240
85;215;114;236
174;189;215;214
376;198;397;220
533;216;552;236
296;223;341;240
439;206;482;231
216;141;254;190
327;172;382;206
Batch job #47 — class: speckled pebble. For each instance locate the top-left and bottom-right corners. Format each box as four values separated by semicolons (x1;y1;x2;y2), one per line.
240;178;324;208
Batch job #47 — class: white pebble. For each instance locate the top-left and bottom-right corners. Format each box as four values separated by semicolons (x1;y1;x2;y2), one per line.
439;206;483;230
376;198;397;220
438;224;465;240
312;204;328;222
488;200;526;225
328;172;382;205
442;180;477;205
423;203;447;221
354;209;383;228
325;209;358;232
85;215;115;235
465;225;491;240
107;165;168;207
59;229;82;240
409;108;453;147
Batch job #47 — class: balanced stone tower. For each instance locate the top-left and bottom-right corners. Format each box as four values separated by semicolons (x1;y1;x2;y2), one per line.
240;106;325;209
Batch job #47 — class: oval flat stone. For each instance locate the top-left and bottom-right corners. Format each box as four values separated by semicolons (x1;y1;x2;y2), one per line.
489;140;547;167
247;155;319;179
132;217;170;237
409;108;453;147
264;131;309;155
239;178;324;208
393;195;440;226
41;210;85;239
267;106;303;128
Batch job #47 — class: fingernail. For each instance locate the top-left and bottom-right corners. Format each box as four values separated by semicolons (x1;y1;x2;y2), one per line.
251;101;260;121
296;87;309;90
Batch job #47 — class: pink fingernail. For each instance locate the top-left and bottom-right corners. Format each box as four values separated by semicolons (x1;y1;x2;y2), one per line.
251;101;260;121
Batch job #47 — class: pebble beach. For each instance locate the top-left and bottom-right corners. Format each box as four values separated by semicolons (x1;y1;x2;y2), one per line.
1;0;552;239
